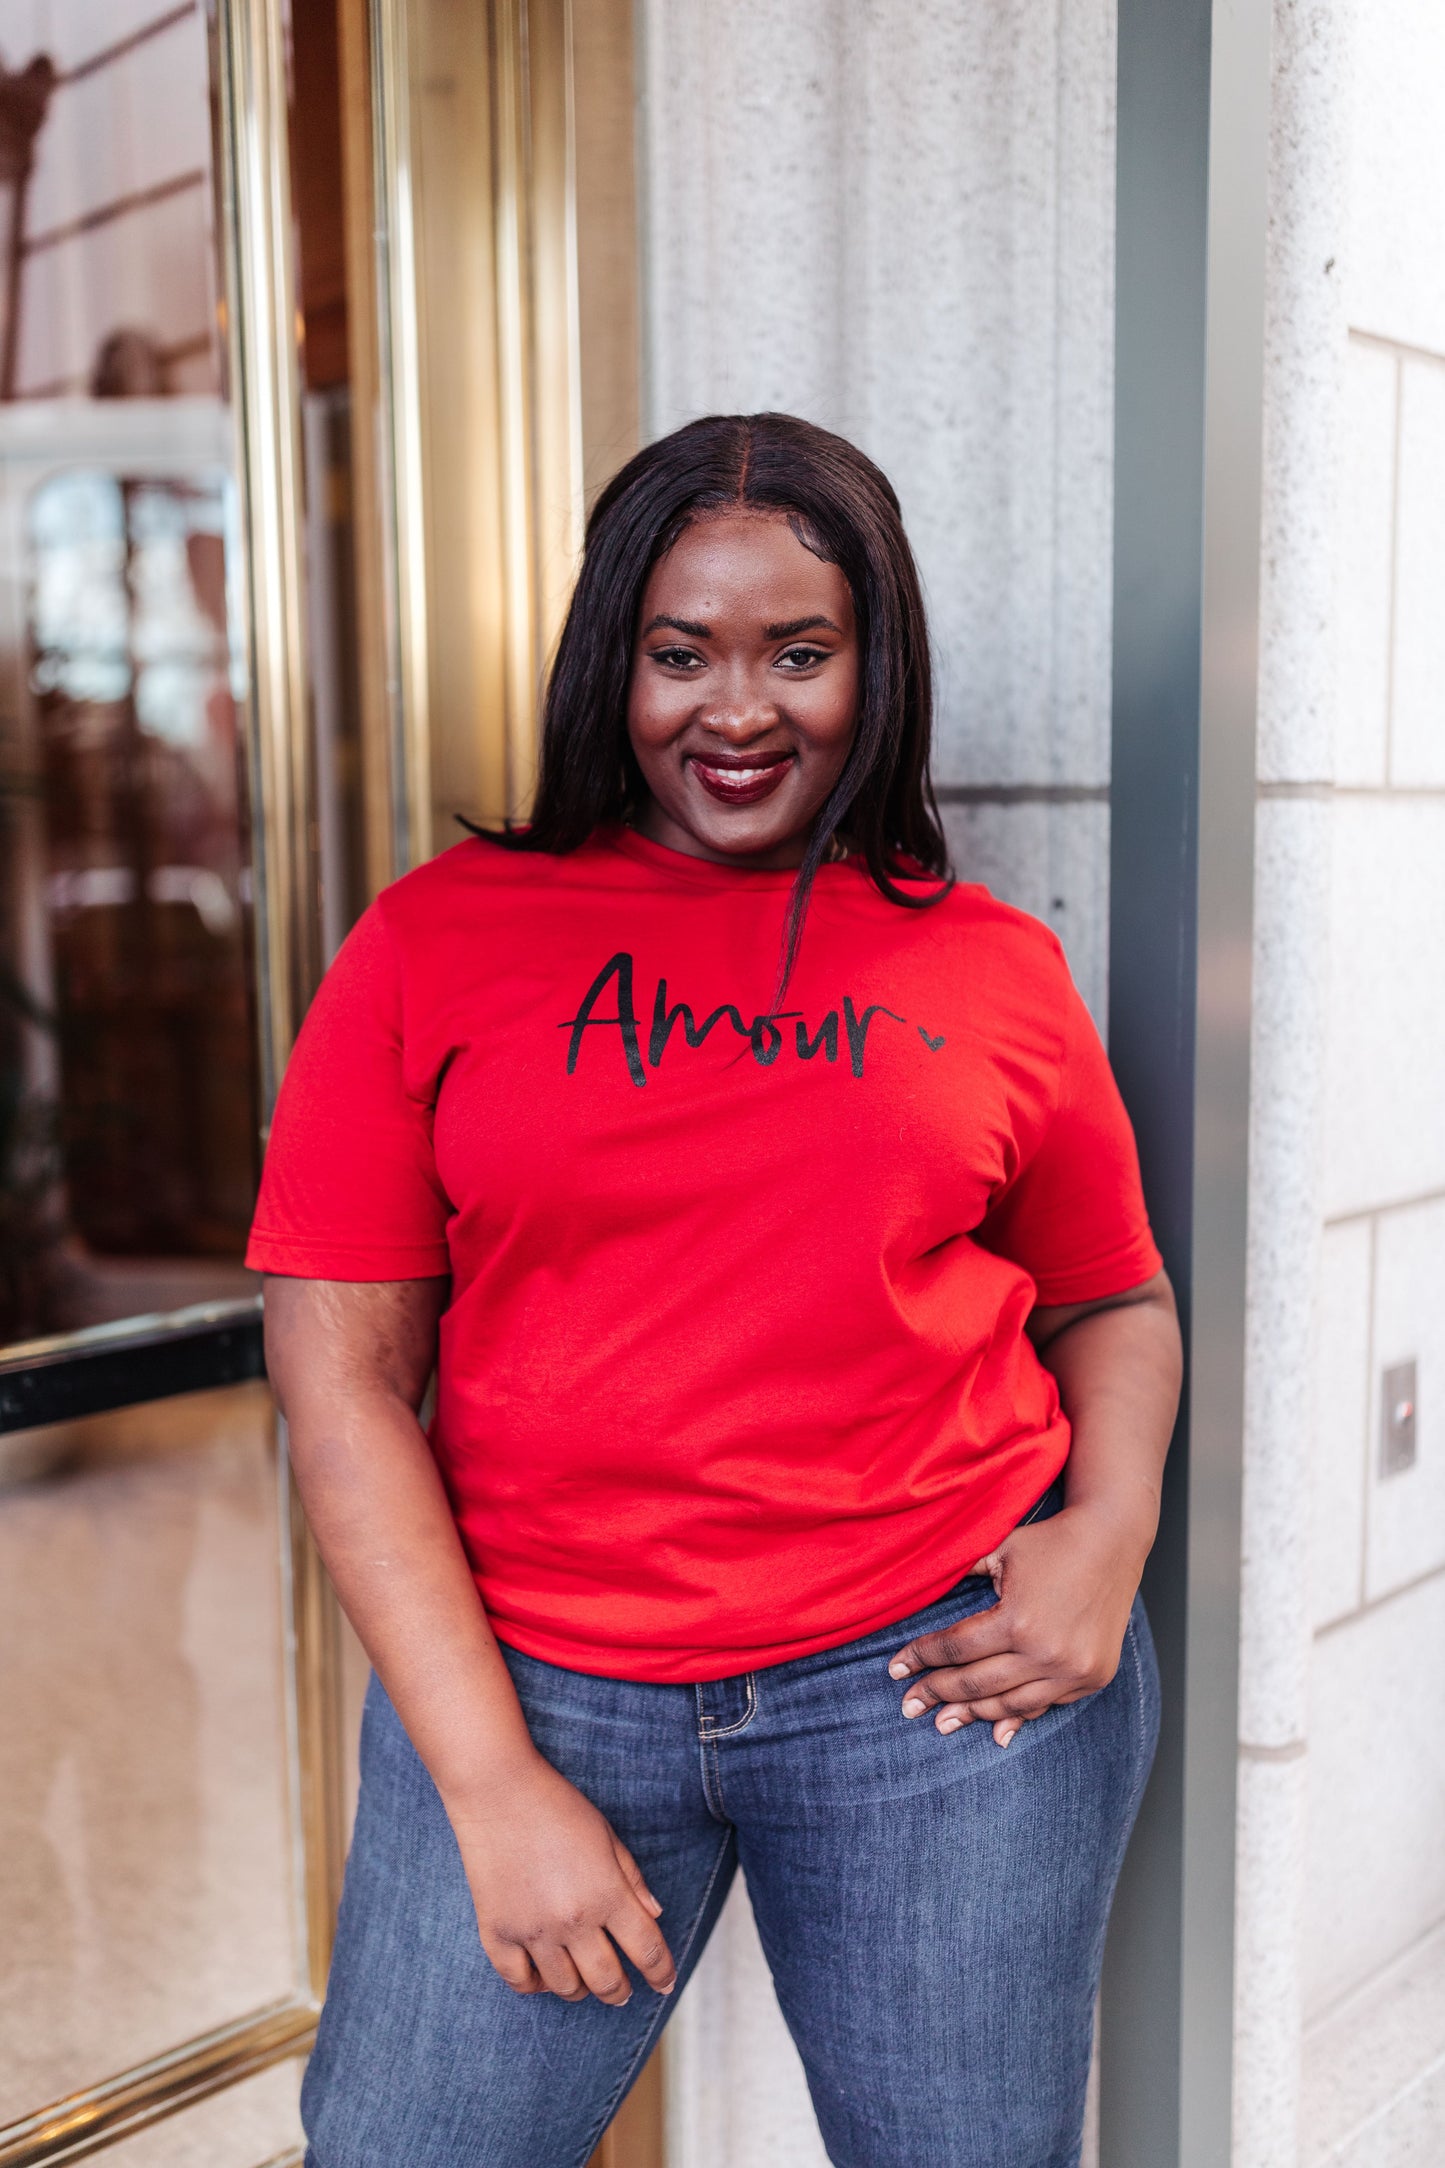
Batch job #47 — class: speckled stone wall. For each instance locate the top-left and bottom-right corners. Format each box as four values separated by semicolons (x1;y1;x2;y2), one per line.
638;0;1118;1025
635;6;1118;2162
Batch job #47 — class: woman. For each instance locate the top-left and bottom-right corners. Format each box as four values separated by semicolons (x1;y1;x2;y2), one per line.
252;413;1180;2168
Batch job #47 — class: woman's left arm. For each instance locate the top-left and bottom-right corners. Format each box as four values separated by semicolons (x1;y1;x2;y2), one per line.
888;1270;1182;1745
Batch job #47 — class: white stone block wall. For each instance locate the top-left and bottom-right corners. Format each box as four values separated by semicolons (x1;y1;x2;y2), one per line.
636;3;1117;2160
1241;1;1445;2162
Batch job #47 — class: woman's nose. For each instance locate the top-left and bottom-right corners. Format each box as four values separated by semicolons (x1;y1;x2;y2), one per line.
700;666;778;736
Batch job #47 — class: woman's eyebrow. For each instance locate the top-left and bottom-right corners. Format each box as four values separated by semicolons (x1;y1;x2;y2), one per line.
765;614;840;639
642;613;710;637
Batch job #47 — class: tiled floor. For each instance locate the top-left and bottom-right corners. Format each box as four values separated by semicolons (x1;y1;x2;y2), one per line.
1303;1918;1445;2165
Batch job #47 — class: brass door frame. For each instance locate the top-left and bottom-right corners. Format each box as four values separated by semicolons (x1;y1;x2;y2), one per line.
217;0;348;2059
0;1;340;2160
490;0;586;816
0;2005;313;2168
368;0;608;850
218;0;348;2030
368;0;433;866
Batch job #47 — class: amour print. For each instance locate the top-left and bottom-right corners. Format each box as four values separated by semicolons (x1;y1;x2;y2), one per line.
560;950;947;1087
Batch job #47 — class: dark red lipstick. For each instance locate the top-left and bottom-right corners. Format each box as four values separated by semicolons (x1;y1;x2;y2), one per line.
689;750;794;806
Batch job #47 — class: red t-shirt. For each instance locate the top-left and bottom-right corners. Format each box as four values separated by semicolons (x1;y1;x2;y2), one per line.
247;825;1160;1682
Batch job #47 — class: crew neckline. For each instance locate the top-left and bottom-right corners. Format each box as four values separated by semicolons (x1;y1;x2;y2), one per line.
600;820;856;891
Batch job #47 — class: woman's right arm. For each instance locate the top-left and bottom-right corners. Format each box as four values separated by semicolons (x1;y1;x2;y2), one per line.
263;1274;676;2006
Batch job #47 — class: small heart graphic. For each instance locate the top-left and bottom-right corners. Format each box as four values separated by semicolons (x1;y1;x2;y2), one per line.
918;1027;946;1051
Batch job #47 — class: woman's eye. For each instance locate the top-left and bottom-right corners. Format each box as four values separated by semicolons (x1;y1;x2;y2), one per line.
650;646;703;670
778;646;827;671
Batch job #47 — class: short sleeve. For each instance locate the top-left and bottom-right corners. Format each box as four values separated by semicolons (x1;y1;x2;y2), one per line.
246;901;452;1280
975;972;1162;1305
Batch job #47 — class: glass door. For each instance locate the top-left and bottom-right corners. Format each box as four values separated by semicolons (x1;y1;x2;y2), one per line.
0;3;373;2159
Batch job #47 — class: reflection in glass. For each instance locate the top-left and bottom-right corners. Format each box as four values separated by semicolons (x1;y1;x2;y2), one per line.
0;3;371;1347
0;5;263;1347
22;464;256;1309
0;1383;297;2122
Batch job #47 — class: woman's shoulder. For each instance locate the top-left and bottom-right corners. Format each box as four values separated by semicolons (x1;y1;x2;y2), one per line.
374;830;600;932
920;876;1071;975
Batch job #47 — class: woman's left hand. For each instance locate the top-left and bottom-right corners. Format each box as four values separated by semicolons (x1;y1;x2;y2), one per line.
887;1503;1147;1749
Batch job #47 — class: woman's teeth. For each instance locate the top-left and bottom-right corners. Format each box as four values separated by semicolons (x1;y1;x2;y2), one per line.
691;756;792;804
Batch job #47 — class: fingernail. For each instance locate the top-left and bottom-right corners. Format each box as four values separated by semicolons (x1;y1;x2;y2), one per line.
888;1659;911;1679
937;1715;962;1734
901;1697;925;1718
1000;1727;1019;1748
646;1894;663;1914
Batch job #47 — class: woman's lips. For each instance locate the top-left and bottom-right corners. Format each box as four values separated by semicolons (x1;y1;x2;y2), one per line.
689;753;794;806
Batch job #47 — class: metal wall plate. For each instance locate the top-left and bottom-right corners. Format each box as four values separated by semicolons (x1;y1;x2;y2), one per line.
1380;1360;1418;1478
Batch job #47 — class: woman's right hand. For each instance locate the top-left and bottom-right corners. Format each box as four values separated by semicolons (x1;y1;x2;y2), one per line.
264;1278;675;2007
444;1752;677;2005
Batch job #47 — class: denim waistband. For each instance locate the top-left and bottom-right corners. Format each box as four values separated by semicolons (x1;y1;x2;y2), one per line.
1017;1471;1066;1529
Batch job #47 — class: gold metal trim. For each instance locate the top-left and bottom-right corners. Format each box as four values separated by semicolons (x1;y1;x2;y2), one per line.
215;0;350;2076
369;0;433;869
282;1429;348;1998
366;0;583;844
0;2000;315;2168
338;0;400;901
490;0;537;816
491;0;584;817
572;0;641;510
214;0;321;1100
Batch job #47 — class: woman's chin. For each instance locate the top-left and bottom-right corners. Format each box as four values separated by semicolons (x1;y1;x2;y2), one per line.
642;788;819;869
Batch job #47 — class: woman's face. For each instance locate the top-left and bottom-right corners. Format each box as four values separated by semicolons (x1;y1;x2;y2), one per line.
626;508;860;870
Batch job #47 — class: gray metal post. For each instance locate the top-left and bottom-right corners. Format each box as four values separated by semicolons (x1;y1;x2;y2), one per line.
1102;1;1271;2163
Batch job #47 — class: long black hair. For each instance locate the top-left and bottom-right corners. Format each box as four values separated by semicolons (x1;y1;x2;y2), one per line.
501;411;951;979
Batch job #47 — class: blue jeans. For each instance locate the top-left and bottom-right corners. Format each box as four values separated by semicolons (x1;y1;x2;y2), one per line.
303;1577;1158;2168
